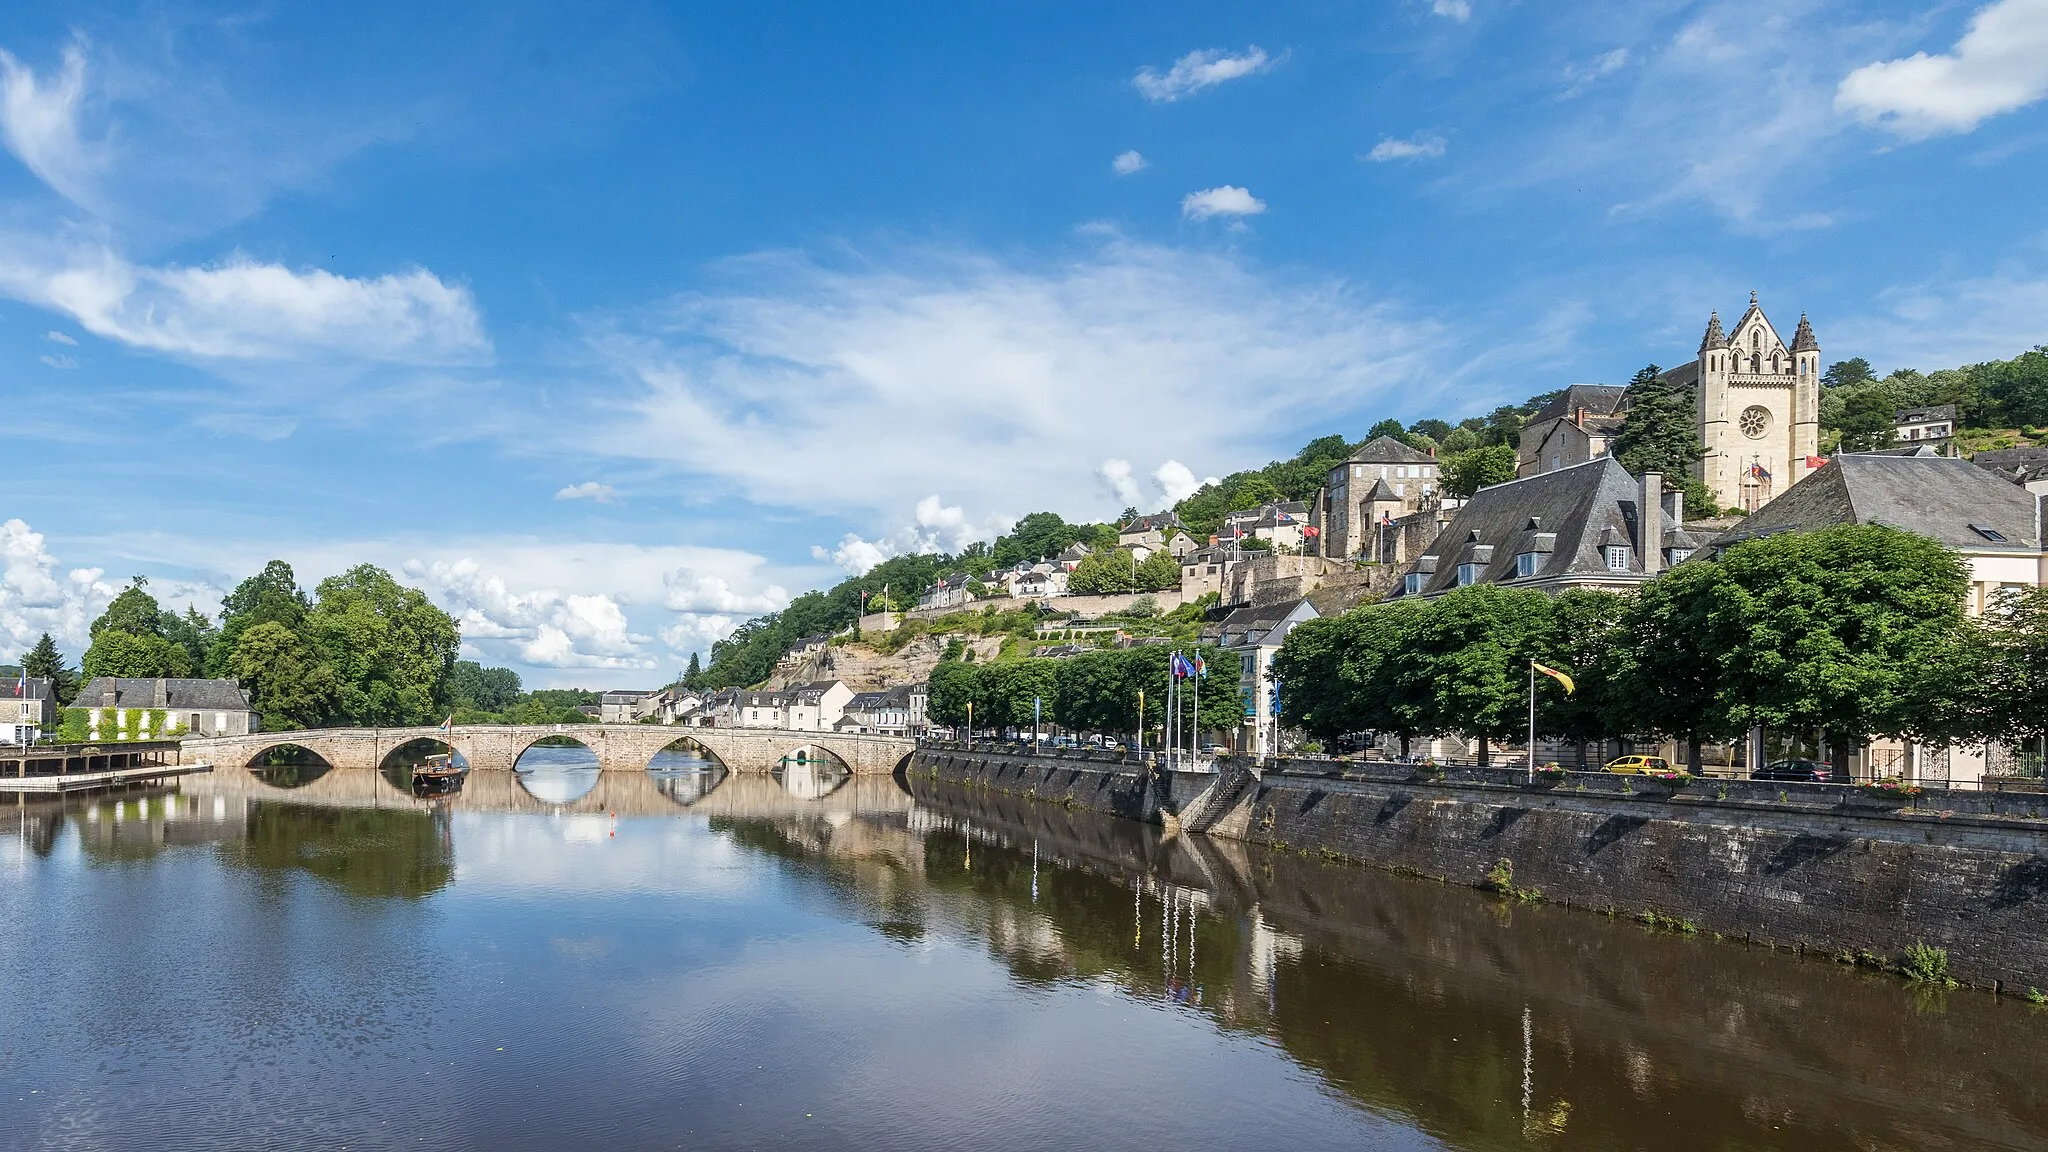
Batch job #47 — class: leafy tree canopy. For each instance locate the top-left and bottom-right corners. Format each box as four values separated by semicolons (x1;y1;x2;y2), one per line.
1441;444;1519;497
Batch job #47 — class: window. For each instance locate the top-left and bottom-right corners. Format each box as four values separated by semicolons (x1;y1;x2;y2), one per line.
1970;523;2009;543
1515;552;1540;578
1352;466;1362;478
1456;562;1482;586
1403;573;1425;595
1669;548;1694;564
1605;546;1631;571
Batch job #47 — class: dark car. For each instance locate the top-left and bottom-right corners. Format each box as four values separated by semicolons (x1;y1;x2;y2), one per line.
1753;758;1836;783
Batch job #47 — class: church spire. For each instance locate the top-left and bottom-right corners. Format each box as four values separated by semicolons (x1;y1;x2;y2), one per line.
1791;311;1818;353
1699;309;1727;353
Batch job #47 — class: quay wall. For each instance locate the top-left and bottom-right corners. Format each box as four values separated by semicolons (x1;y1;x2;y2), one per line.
909;744;2048;991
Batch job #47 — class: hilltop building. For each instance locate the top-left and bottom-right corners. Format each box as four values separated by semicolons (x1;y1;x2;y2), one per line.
1666;293;1823;512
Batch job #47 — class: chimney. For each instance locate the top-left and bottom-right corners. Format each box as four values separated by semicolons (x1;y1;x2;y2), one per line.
1640;472;1664;576
1575;406;1586;429
1662;488;1685;527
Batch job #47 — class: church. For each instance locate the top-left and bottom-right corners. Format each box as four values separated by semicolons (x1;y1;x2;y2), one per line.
1665;292;1823;512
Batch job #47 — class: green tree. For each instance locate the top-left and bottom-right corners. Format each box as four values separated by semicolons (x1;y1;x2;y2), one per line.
229;621;339;730
1543;589;1629;767
1695;525;1972;768
1441;444;1518;497
1367;417;1407;442
1068;548;1139;594
1611;363;1715;515
685;652;702;686
1835;389;1898;452
926;660;984;729
448;660;523;711
1227;475;1286;512
992;512;1093;567
1822;358;1876;390
1975;587;2048;742
1134;548;1181;591
83;580;190;679
91;578;167;639
1401;585;1561;764
209;560;311;676
21;632;79;705
302;565;460;726
162;606;218;677
982;659;1059;731
1408;419;1453;442
1604;559;1731;771
81;630;191;679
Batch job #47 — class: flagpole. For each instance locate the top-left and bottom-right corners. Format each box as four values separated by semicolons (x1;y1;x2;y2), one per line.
1190;655;1199;767
1527;660;1537;784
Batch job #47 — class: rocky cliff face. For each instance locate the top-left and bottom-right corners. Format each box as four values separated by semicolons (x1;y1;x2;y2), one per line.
762;632;1004;690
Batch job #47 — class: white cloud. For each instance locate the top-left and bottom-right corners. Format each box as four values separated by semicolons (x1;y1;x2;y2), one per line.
39;353;76;370
0;519;119;657
1430;0;1473;21
1367;133;1447;162
1180;185;1266;219
662;567;788;614
586;237;1444;530
1097;459;1142;507
408;557;652;670
1837;0;2048;138
660;614;739;657
1152;460;1216;504
1561;48;1630;98
0;39;103;212
1112;150;1148;176
1133;47;1274;103
555;481;617;503
0;240;489;364
814;495;1000;576
44;330;76;345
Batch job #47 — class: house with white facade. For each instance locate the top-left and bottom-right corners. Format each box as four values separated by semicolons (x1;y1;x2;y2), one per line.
1;676;55;744
74;677;257;738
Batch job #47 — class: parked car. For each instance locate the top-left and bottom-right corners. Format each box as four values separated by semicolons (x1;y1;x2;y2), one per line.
1753;758;1836;783
1603;754;1673;775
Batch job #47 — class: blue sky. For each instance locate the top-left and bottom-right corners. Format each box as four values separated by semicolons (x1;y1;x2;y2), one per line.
3;0;2046;686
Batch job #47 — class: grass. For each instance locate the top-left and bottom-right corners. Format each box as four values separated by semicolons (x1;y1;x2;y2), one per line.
1899;942;1959;988
1636;910;1699;935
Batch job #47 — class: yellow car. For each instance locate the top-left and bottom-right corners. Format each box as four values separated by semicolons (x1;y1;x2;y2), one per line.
1604;754;1673;775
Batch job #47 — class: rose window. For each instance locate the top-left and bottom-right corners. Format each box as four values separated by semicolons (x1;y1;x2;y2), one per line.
1739;405;1771;439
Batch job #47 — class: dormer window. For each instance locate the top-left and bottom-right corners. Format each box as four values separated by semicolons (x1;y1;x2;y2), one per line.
1605;546;1632;571
1403;572;1425;596
1515;552;1540;578
1456;562;1483;586
1668;548;1694;564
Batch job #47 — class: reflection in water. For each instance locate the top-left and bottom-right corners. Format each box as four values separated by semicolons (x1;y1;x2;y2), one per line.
773;757;849;800
9;770;2048;1151
516;740;600;804
221;803;455;899
648;746;727;805
250;743;334;788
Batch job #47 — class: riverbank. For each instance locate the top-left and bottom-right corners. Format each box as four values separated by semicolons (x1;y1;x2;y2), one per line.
909;743;2048;992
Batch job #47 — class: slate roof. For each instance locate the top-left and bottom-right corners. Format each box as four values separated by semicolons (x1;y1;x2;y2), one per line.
1401;457;1700;596
0;677;52;702
1216;598;1317;648
1343;435;1435;465
1532;384;1630;424
76;677;252;711
1699;309;1728;351
1057;543;1092;561
1973;447;2048;486
1224;500;1311;530
1119;513;1184;534
1707;454;2042;553
1791;313;1819;353
1896;404;1957;424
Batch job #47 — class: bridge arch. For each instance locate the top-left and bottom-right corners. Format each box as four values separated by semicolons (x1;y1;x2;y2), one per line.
380;737;468;791
646;733;729;773
773;743;852;800
246;742;336;788
513;733;602;804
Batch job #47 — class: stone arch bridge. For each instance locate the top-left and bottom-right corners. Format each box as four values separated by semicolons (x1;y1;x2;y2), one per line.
180;724;916;776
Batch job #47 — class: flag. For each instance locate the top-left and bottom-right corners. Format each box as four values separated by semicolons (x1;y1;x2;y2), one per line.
1380;512;1393;527
1302;524;1319;538
1191;654;1206;679
1749;461;1772;481
1532;662;1575;695
1805;455;1827;470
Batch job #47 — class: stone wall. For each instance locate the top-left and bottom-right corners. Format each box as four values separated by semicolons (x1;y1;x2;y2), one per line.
908;745;2048;990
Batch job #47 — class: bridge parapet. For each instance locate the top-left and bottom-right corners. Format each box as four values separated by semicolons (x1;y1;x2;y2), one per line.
180;724;917;775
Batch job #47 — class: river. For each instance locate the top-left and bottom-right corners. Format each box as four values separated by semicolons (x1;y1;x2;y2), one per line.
1;746;2043;1150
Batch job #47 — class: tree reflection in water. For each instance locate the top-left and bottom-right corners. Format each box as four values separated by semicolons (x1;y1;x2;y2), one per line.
708;775;2048;1152
219;804;454;900
250;744;334;789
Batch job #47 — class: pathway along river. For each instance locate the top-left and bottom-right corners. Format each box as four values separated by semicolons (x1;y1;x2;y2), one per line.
3;758;2045;1150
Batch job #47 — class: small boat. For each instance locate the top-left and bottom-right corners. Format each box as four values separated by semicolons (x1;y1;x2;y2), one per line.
411;752;467;797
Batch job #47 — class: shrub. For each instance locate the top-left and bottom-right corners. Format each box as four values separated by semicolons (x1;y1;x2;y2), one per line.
1899;942;1957;986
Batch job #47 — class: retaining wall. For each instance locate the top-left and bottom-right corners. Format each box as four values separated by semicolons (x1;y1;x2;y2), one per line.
908;745;2048;990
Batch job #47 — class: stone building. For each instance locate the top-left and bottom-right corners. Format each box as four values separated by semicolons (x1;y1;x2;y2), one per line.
1321;436;1441;560
1667;293;1822;513
73;677;257;738
1517;385;1630;477
1;676;55;744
